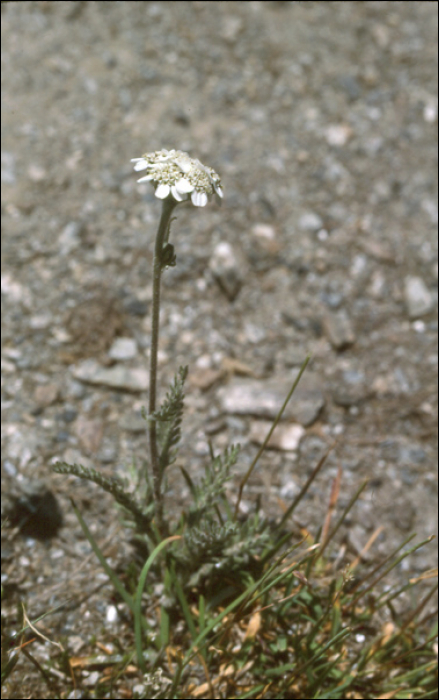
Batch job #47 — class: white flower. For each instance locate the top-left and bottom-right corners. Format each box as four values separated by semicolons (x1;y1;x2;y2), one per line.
131;149;223;206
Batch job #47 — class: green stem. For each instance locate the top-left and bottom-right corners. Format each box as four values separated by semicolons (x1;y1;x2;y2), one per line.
148;197;177;538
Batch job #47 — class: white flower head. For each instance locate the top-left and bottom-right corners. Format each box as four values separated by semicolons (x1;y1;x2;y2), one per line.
131;149;223;207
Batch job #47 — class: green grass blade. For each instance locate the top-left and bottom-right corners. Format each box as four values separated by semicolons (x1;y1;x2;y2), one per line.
134;535;181;674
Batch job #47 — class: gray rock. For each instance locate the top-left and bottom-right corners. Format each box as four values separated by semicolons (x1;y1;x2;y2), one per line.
29;314;53;330
389;497;416;532
398;443;427;466
324;309;356;350
119;414;148;433
209;241;242;301
73;417;104;453
249;420;305;451
108;337;138;360
1;150;16;184
404;276;433;318
1;272;32;305
298;212;324;232
58;221;83;255
33;383;59;408
4;424;44;468
330;368;370;407
217;373;324;427
321;291;344;309
72;360;149;392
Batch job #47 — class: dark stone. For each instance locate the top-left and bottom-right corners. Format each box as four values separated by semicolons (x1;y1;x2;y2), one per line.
4;481;63;540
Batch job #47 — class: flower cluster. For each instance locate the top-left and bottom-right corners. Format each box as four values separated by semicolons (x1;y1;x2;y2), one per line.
131;149;223;207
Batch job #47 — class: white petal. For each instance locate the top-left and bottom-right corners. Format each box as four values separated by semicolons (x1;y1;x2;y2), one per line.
170;185;185;202
191;191;208;207
155;184;171;199
137;173;155;183
175;157;192;174
175;178;194;194
132;159;149;171
214;185;223;199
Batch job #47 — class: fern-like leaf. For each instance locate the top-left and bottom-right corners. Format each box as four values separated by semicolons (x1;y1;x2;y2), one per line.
52;461;155;537
174;511;272;589
183;444;240;527
141;365;188;474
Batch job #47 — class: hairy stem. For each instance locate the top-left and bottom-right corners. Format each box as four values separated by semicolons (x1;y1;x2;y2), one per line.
148;197;177;537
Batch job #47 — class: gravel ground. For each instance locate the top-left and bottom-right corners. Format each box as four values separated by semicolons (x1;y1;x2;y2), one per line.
1;1;437;696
